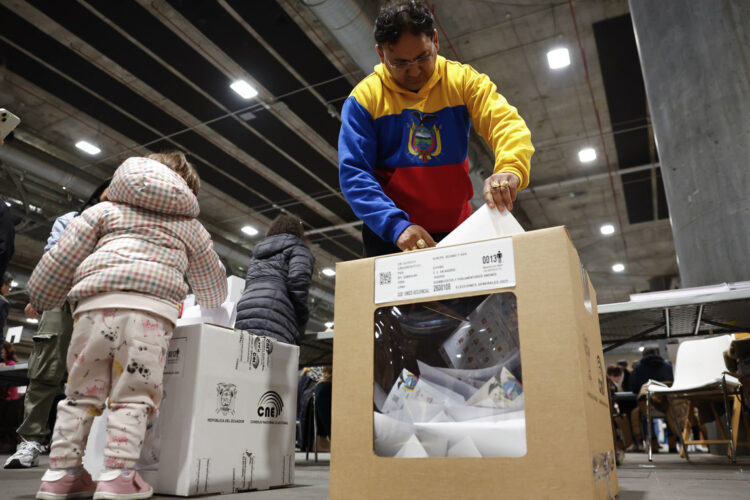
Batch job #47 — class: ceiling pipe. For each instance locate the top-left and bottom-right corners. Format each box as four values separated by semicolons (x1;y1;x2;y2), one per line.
297;0;379;75
0;143;99;199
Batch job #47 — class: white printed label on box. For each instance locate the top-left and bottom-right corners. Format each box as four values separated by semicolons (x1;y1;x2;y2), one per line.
164;337;187;377
374;237;515;304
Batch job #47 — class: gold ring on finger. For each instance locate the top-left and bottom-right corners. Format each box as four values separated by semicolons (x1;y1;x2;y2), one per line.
500;180;510;189
416;238;427;249
490;180;501;189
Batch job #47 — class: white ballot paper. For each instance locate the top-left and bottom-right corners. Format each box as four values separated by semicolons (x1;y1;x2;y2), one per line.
466;367;524;409
436;204;524;248
440;294;519;369
375;363;526;458
381;369;464;415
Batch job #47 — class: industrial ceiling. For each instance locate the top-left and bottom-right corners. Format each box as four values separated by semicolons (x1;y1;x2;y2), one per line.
0;0;679;334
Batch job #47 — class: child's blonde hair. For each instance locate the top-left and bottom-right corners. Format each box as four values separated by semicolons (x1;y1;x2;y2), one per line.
146;151;200;196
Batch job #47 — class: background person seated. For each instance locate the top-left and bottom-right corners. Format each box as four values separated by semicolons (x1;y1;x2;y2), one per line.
314;366;332;453
607;364;635;452
629;347;679;453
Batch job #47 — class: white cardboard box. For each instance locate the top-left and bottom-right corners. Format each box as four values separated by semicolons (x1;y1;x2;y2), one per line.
84;324;299;496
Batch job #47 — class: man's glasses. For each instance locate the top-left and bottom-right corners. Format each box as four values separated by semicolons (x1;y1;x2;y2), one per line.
385;46;435;71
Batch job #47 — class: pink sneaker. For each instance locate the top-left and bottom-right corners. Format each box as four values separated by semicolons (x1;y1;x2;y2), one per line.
93;470;153;500
36;468;96;499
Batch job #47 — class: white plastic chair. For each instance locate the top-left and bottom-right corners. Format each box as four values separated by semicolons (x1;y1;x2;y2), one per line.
645;334;740;462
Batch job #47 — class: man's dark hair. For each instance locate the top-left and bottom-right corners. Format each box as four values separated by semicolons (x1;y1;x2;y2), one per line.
374;0;435;46
606;364;622;377
642;347;660;357
266;214;306;240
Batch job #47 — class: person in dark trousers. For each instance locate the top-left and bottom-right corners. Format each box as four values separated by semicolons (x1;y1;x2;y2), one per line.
314;365;333;452
0;272;12;331
0;195;15;279
234;214;315;345
4;179;110;470
629;347;676;453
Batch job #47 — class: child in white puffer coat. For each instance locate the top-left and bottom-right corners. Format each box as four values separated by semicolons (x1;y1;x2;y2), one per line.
27;152;227;500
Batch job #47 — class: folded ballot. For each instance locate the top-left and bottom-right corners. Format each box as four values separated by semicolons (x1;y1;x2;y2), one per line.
373;289;525;458
439;294;519;370
436;204;525;248
466;367;523;409
381;369;464;415
375;361;525;457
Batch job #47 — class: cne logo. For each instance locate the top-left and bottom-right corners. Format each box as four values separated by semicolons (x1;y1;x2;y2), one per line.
257;391;284;418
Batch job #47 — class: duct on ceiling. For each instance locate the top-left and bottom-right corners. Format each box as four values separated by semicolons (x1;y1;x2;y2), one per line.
301;0;379;75
0;143;98;199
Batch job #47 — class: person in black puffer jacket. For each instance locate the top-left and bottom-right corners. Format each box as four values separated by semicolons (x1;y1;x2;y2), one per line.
234;214;315;345
629;347;674;394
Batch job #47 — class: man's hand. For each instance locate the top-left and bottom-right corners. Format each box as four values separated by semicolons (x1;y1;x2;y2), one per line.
24;303;39;319
483;172;520;212
396;224;436;252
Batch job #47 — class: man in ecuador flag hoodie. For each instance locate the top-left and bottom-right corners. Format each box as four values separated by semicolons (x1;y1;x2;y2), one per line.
339;0;534;256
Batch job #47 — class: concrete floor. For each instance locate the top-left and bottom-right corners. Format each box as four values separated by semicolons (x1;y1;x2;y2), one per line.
2;451;749;499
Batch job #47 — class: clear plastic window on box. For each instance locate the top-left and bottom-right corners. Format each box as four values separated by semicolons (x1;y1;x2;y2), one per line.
373;292;526;458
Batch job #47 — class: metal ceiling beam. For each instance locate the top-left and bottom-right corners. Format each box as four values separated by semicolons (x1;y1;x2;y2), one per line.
3;4;360;261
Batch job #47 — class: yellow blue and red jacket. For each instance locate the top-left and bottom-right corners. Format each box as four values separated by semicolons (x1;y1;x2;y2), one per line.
339;55;534;244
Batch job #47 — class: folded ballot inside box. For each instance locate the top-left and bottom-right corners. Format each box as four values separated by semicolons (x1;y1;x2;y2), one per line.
83;324;299;496
331;228;619;500
373;292;527;458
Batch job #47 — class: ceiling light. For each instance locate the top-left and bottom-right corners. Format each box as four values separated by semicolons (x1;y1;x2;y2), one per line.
638;346;645;352
241;225;259;236
4;202;10;207
612;263;625;273
26;318;39;324
578;147;596;163
75;140;101;155
322;268;336;277
600;224;615;235
230;80;258;100
546;47;570;69
325;321;334;329
10;280;18;287
62;186;67;190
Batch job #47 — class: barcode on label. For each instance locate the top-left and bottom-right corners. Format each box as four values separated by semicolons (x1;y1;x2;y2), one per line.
379;272;392;285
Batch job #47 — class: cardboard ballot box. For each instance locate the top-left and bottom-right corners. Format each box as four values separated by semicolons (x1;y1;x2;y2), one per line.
331;227;618;500
84;323;298;496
